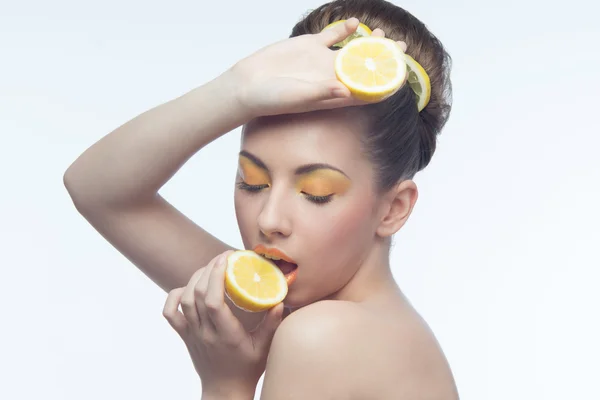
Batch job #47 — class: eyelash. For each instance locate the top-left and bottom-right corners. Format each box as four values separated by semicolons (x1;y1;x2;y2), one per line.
303;194;333;204
236;181;333;205
236;181;268;192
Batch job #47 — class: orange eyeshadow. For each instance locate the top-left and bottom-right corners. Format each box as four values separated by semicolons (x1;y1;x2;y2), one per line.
296;169;351;196
238;156;270;185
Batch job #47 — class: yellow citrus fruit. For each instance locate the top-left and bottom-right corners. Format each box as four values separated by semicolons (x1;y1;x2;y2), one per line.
322;20;372;48
334;36;407;102
224;250;288;312
404;54;431;111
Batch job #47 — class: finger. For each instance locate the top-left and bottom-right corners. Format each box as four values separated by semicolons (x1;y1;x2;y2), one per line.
397;40;407;52
275;77;351;113
194;251;231;331
303;97;354;112
309;93;372;111
205;251;245;340
194;259;218;335
181;268;205;330
319;17;359;47
371;28;385;37
310;78;352;101
163;287;188;337
254;302;285;347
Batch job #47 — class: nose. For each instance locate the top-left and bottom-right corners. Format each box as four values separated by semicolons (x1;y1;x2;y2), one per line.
257;187;292;239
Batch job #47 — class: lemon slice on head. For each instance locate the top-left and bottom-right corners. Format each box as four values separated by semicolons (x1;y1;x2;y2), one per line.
404;54;431;111
224;250;288;312
322;19;372;48
334;36;407;103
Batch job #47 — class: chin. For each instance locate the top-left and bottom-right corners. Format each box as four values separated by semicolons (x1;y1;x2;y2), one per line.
282;291;305;309
280;286;305;308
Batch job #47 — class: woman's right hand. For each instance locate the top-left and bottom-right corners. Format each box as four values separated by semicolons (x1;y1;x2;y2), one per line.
226;18;383;117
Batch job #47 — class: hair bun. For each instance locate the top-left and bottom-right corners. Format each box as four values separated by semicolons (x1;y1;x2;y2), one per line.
291;0;452;187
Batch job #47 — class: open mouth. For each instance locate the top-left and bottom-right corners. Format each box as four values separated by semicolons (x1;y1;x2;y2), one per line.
253;245;299;286
271;259;298;275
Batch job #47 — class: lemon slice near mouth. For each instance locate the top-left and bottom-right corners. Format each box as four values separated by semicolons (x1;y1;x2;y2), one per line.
334;36;407;102
224;250;288;312
322;20;373;48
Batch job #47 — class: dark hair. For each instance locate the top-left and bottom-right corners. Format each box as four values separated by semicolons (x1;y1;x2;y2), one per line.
290;0;452;191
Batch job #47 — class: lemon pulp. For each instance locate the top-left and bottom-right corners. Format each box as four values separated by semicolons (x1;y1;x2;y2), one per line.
334;36;407;102
225;250;288;312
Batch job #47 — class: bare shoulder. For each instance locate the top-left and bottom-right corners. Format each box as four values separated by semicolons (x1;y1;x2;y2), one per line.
260;300;459;400
267;300;366;364
278;299;364;335
260;300;365;399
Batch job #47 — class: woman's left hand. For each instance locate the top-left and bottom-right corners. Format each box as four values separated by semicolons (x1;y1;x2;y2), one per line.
162;251;285;399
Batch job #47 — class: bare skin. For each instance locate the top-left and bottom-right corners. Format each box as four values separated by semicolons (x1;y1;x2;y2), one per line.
238;109;459;400
263;298;458;400
64;19;458;400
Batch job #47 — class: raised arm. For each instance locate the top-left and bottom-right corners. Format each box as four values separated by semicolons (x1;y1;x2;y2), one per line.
63;72;273;332
64;18;366;334
64;74;248;292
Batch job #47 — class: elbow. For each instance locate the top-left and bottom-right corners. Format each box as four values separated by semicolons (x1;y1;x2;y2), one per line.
63;163;77;199
63;162;92;214
63;164;76;195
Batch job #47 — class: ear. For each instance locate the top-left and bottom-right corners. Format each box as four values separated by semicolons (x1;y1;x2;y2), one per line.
376;180;418;237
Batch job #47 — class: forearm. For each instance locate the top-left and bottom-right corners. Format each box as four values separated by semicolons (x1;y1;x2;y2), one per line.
64;71;251;208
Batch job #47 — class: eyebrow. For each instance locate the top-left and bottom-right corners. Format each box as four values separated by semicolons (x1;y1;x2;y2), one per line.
239;150;349;178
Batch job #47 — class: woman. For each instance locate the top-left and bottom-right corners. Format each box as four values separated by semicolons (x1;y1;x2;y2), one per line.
64;0;457;398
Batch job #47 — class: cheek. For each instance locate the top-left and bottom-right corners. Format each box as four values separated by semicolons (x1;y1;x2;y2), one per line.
302;196;375;268
234;192;260;249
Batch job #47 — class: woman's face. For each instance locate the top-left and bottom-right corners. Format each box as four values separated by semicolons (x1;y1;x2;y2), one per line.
234;108;382;307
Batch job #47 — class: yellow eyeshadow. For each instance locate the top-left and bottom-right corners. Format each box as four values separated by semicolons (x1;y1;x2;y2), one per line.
238;156;270;185
296;170;351;196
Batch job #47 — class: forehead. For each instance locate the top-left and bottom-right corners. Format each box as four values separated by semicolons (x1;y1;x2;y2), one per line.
240;108;371;175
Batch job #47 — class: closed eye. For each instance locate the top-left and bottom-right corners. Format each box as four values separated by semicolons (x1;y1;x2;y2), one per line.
236;181;269;192
302;192;334;205
237;182;333;204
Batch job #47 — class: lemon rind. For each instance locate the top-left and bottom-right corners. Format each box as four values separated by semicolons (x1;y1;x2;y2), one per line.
403;54;431;111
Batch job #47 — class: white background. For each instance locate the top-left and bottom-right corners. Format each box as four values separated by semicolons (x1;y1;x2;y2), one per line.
1;0;599;399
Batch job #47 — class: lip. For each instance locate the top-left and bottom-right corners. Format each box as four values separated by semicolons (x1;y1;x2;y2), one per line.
253;244;297;265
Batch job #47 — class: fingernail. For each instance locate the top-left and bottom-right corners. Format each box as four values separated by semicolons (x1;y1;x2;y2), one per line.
332;88;349;98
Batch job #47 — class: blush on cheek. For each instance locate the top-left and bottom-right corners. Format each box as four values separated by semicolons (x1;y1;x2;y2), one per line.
290;198;374;305
304;196;375;276
328;199;373;248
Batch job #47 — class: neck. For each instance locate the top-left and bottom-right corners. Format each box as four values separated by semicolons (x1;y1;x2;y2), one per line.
327;238;403;304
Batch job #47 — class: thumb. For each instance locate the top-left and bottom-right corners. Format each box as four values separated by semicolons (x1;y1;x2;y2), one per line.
254;302;285;346
280;78;350;106
308;79;351;101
